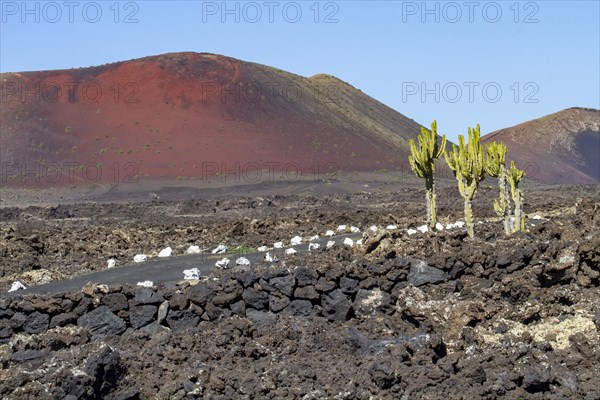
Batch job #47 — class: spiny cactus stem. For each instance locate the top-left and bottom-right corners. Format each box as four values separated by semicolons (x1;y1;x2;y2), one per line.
426;175;436;228
465;198;473;239
513;187;524;233
507;160;525;233
499;167;511;235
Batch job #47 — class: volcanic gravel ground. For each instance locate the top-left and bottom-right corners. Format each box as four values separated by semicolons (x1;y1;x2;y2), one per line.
0;183;599;399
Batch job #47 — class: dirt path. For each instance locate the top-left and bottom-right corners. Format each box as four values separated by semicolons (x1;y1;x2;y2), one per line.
3;233;362;296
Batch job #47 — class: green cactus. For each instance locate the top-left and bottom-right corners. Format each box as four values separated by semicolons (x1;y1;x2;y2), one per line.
507;160;525;233
444;124;486;239
408;120;447;228
485;141;511;235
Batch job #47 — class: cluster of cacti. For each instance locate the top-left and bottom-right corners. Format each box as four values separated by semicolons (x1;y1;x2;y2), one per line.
485;142;511;234
408;121;447;229
444;124;487;239
407;121;526;239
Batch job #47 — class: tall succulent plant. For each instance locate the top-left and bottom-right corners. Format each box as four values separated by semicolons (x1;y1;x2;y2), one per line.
444;124;486;239
485;141;511;234
408;121;447;228
507;160;526;233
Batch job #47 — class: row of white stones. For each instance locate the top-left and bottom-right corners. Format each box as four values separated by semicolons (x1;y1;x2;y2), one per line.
7;214;545;292
199;220;477;278
119;221;471;272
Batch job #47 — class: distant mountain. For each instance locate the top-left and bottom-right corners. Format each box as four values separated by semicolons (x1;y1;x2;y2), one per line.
482;108;599;184
0;52;424;187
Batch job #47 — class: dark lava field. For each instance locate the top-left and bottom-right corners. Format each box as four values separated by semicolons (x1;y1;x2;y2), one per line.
1;183;599;399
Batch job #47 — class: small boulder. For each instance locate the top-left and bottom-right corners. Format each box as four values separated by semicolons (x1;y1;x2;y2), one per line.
78;306;126;339
157;301;169;323
321;289;352;321
354;288;388;316
246;309;277;327
166;309;200;332
129;305;157;329
269;275;294;297
283;300;317;317
340;277;359;294
102;293;128;312
242;287;269;310
132;287;164;305
24;311;49;334
407;259;446;286
368;363;400;389
294;285;319;300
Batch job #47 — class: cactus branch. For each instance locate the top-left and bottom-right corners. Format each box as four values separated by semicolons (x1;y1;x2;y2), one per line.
507;160;526;233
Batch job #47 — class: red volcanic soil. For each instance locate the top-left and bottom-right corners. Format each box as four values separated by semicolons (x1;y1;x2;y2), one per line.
0;53;423;188
482;107;600;184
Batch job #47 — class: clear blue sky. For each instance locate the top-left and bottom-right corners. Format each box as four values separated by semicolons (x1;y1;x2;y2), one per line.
1;0;598;142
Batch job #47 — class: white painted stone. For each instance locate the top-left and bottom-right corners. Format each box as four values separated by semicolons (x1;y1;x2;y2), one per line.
97;284;110;294
447;221;465;229
350;226;360;233
290;236;302;246
285;248;297;255
326;240;336;249
107;259;116;269
8;281;26;292
533;215;542;220
133;254;147;263
186;245;201;254
309;235;320;242
325;230;335;237
337;225;347;232
215;257;230;269
386;225;398;230
265;252;279;263
435;222;444;231
274;241;284;249
343;237;354;247
137;281;153;287
356;239;363;246
236;257;251;266
183;268;200;280
158;247;173;258
257;245;269;252
308;243;320;251
369;225;378;232
417;225;428;233
407;229;417;236
211;245;227;254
